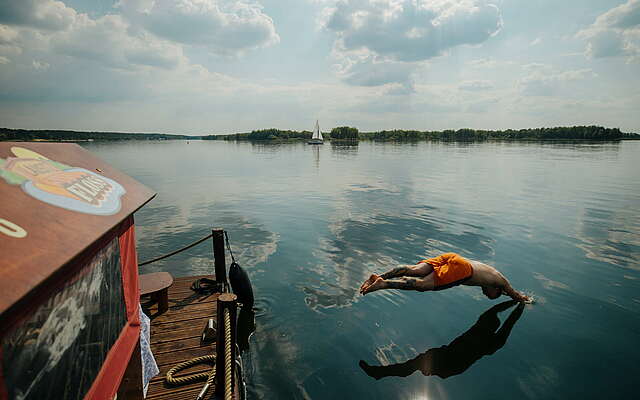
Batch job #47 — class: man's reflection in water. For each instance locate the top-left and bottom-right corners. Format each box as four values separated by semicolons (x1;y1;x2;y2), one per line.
360;300;524;380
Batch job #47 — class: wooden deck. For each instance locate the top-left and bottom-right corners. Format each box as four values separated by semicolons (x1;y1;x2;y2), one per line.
143;275;238;400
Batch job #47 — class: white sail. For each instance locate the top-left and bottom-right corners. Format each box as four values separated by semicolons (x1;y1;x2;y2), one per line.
312;120;323;141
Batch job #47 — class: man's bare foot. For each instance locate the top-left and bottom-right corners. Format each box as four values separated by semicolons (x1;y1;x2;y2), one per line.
360;274;380;294
362;276;385;295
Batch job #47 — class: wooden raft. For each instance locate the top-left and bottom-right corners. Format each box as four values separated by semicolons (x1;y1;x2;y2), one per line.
144;275;239;400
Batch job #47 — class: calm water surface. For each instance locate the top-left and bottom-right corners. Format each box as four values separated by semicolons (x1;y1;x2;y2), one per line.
84;140;640;400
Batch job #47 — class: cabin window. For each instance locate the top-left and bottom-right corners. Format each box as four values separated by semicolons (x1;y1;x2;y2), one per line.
1;238;127;399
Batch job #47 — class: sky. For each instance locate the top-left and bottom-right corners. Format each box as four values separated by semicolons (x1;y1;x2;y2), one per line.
0;0;639;134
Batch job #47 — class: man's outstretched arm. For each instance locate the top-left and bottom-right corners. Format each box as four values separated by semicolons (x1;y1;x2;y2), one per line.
499;278;530;303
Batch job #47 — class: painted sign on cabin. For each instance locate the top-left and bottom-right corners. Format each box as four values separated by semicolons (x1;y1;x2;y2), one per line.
0;146;126;215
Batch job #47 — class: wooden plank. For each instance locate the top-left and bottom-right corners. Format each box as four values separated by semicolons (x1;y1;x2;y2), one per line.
150;324;202;345
150;316;211;336
150;306;216;326
147;275;239;399
152;336;204;355
154;346;216;367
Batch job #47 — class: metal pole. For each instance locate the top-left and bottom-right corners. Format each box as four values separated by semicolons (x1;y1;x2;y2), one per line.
216;293;238;398
212;228;227;286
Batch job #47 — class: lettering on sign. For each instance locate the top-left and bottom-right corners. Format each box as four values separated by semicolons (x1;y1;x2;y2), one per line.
0;218;27;238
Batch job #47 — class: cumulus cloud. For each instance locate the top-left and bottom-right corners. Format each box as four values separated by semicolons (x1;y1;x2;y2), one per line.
322;0;503;88
117;0;280;55
333;52;416;89
52;14;186;70
578;0;640;62
0;0;77;31
517;64;596;96
324;0;503;62
0;0;284;107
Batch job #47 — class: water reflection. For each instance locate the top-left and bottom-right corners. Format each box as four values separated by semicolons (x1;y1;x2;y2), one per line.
237;308;256;352
330;141;359;160
312;145;320;169
359;300;524;380
576;207;640;270
304;202;494;310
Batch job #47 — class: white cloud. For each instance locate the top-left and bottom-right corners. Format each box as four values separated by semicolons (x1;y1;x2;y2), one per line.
52;14;187;70
322;0;503;87
530;37;542;46
517;65;596;97
578;0;640;62
323;0;502;62
468;58;515;69
333;52;417;89
459;79;493;91
117;0;280;55
0;0;77;31
0;25;19;44
31;59;49;70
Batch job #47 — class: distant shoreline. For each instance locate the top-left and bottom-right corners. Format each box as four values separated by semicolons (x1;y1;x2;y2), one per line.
2;126;638;142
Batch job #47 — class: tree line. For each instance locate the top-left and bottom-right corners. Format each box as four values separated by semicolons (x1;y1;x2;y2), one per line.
2;125;637;142
359;126;637;141
204;126;637;142
0;128;195;141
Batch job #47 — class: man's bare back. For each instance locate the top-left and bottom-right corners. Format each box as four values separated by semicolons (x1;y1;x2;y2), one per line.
359;254;531;303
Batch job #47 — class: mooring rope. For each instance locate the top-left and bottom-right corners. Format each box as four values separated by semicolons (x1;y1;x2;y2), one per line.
165;306;235;399
165;355;216;385
138;232;213;266
225;308;233;400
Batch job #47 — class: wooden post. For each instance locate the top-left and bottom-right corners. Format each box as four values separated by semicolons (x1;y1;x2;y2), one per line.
215;293;238;398
212;228;227;286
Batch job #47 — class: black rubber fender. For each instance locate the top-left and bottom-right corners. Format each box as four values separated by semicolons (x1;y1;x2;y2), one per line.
229;262;254;309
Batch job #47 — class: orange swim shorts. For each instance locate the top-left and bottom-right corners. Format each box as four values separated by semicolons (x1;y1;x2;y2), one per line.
419;252;474;290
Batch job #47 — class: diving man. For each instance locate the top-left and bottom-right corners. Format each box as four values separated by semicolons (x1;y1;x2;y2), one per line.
359;253;531;302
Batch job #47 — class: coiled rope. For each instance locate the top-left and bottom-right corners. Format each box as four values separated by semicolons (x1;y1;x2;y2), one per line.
165;355;216;386
165;305;235;399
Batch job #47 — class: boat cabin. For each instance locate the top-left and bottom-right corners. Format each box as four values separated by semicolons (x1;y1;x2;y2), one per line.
0;142;155;399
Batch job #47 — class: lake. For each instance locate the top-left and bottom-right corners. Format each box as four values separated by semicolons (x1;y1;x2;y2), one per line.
84;139;640;400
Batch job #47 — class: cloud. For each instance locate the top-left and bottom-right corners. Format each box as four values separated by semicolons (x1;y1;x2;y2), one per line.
578;0;640;62
51;14;186;70
117;0;280;55
333;52;417;90
517;64;596;96
324;0;503;62
322;0;503;88
0;0;77;31
468;57;514;69
530;37;542;46
458;79;493;91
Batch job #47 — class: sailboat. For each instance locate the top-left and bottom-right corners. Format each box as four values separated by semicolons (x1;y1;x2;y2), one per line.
308;120;324;145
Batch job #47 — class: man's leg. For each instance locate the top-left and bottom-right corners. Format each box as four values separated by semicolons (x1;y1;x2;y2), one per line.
362;274;435;295
380;262;433;279
360;263;433;294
